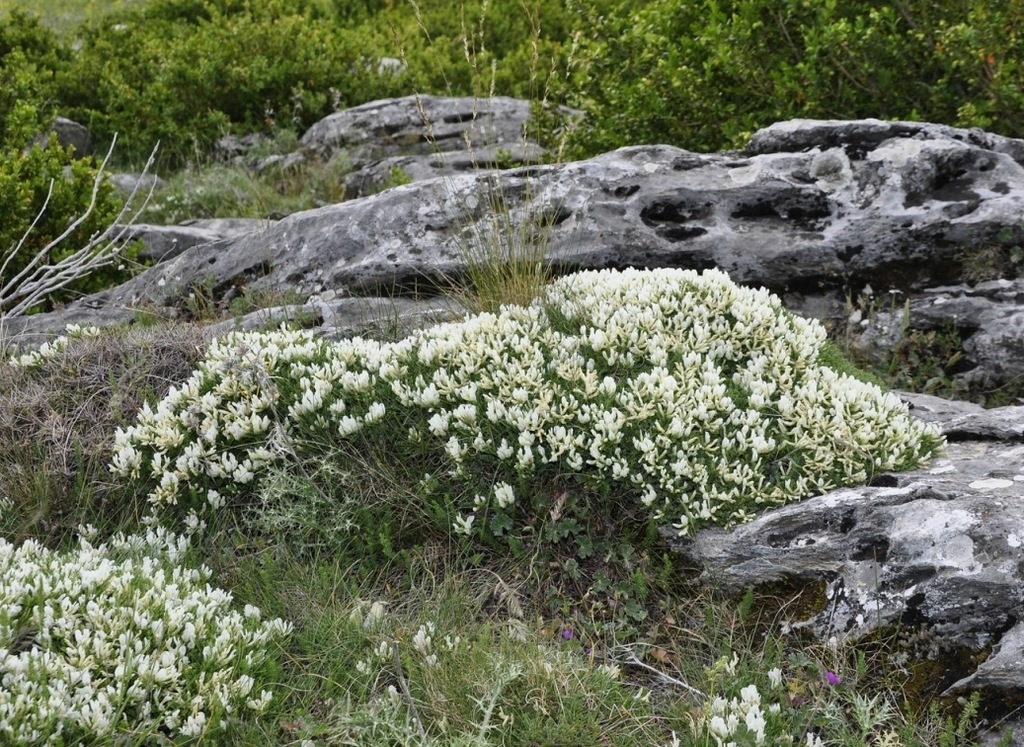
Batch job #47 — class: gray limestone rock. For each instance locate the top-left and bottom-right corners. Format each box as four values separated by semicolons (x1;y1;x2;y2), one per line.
107;172;169;196
664;392;1024;702
299;95;535;168
849;280;1024;402
341;143;547;198
205;295;463;341
9;115;1024;403
56;119;1024;317
32;116;93;157
301;95;560;198
115;219;276;264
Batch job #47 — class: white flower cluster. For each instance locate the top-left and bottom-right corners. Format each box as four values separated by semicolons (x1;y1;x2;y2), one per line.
110;268;943;534
702;671;824;747
7;324;101;368
0;526;291;744
707;684;770;746
354;617;462;676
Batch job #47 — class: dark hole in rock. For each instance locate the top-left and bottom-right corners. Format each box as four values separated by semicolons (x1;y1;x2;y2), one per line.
838;514;857;534
442;112;477;124
850;537;890;563
640;196;713;226
893;566;937;588
542;205;574;227
660;226;709;242
868;474;899;488
906;591;928;612
837;244;864;263
671;154;707;171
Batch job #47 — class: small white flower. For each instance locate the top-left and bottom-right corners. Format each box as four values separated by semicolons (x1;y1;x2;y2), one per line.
453;514;476;536
365;402;386;423
493;482;515;509
709;715;732;738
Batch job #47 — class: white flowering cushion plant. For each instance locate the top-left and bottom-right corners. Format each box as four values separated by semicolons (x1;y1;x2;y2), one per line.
110;268;943;544
0;526;290;744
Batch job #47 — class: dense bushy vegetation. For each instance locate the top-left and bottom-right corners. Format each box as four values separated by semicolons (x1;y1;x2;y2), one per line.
0;13;126;312
563;0;1024;155
5;0;1024;167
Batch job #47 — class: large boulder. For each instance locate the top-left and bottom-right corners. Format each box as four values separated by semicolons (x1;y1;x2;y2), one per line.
300;95;563;198
300;94;535;165
31;116;93;157
6;114;1024;400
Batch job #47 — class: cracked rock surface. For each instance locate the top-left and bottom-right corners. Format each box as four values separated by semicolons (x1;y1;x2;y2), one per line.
665;392;1024;702
9;113;1024;371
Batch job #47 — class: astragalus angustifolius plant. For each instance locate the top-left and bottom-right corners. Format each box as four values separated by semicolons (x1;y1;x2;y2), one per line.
0;525;290;745
111;268;943;543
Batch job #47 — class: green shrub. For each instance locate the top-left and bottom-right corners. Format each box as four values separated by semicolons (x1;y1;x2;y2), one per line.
0;10;69;88
0;25;126;314
59;0;408;168
109;268;942;549
383;0;574;99
563;0;1024;156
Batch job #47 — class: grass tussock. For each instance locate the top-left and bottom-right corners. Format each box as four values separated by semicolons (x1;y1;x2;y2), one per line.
140;144;353;225
0;321;211;545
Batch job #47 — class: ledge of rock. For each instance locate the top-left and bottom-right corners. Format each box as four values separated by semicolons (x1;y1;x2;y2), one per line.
663;392;1024;701
849;279;1024;400
7;112;1024;402
299;94;536;166
117;218;276;264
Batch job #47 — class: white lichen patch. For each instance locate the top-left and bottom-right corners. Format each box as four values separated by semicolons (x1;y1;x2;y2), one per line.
969;478;1015;490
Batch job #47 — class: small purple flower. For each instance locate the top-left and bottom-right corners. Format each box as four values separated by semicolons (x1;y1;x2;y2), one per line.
561;628;574;641
825;670;841;686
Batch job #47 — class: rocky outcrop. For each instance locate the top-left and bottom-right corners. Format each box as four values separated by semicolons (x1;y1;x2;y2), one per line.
665;391;1024;713
6;114;1024;400
300;95;555;197
118;218;276;264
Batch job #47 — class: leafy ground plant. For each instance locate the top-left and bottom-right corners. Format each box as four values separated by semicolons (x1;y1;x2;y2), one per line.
139;144;352;225
0;524;290;744
109;267;943;544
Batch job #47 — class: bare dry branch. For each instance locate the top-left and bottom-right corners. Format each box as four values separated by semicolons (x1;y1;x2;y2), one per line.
0;136;160;319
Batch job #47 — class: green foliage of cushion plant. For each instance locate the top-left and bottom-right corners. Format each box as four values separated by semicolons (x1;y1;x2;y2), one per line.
109;268;943;548
563;0;1024;156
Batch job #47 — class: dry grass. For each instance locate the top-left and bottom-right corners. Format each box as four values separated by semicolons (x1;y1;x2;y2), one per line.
0;321;211;545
